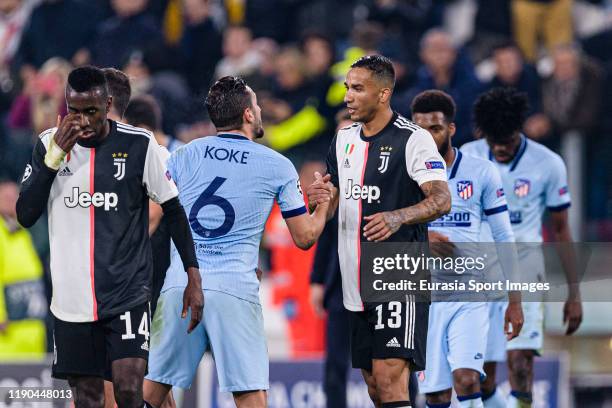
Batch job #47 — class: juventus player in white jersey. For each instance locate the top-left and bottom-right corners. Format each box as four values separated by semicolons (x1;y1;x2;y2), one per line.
16;66;202;408
307;55;451;408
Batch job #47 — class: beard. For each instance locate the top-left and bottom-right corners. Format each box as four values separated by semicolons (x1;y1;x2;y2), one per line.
254;121;265;139
438;137;451;157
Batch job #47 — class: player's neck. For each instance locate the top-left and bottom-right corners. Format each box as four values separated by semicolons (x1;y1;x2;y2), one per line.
443;145;456;167
362;108;394;137
153;131;169;147
216;129;252;140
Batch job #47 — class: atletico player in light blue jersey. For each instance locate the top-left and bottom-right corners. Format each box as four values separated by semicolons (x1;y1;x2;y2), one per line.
143;77;330;408
462;88;582;408
411;90;524;408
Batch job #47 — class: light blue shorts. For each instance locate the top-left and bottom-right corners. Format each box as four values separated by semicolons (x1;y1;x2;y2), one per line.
146;288;269;392
419;302;489;394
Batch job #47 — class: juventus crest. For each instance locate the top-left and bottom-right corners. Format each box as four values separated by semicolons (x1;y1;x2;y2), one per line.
378;146;392;174
113;152;128;181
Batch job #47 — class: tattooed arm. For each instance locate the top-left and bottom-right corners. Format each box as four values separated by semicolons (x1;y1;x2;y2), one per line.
362;180;451;242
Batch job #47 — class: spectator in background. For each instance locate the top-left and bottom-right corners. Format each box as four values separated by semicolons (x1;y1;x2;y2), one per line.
263;47;328;160
525;43;604;147
402;28;482;146
487;41;541;115
180;0;222;96
123;48;192;135
0;179;47;361
244;0;292;42
90;0;164;68
511;0;573;62
301;32;335;83
468;0;512;63
0;0;39;113
8;57;71;135
214;26;261;79
243;37;279;94
15;0;100;69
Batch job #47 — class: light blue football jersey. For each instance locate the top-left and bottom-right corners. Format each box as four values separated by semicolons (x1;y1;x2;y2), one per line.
161;133;306;303
429;148;509;242
461;136;571;242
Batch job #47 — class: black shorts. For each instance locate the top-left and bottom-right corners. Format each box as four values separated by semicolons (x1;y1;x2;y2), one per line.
350;297;428;372
52;302;150;380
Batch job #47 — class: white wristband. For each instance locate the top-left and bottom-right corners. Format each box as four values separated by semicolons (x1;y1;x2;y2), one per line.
44;137;67;170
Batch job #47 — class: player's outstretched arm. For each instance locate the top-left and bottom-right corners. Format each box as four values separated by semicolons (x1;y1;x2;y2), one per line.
550;209;583;335
363;180;451;242
285;200;330;250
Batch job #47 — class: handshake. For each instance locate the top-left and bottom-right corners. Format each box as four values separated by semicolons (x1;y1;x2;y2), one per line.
306;171;335;212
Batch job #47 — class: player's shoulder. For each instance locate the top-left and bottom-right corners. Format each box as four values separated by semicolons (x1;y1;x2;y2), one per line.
336;121;361;143
115;121;155;140
392;113;422;135
460;138;488;158
524;138;565;167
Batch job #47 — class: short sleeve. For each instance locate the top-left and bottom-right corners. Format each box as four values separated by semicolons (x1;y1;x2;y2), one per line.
142;137;178;204
482;162;508;216
325;135;339;187
405;128;447;185
545;154;571;211
277;158;307;219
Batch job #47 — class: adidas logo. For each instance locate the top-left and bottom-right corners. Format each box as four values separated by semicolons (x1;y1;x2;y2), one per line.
386;337;401;348
343;158;351;168
58;166;73;176
141;341;149;351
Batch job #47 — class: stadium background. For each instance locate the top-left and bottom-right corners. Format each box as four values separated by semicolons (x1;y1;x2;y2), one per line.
0;0;610;406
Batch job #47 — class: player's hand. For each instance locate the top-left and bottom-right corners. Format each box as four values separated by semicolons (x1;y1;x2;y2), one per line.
428;231;455;258
306;172;333;211
363;211;403;242
310;283;325;318
563;298;582;335
54;114;84;153
504;301;524;340
182;267;203;333
256;267;263;282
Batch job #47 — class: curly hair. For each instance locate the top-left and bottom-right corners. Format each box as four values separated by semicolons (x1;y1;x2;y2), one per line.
411;90;456;123
473;87;529;141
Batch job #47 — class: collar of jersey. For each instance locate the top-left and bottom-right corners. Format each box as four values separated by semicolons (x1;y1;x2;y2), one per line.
448;148;462;179
359;111;398;142
488;134;528;172
217;132;249;140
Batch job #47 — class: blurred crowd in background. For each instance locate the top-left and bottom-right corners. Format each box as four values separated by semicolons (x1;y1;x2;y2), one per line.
0;0;611;359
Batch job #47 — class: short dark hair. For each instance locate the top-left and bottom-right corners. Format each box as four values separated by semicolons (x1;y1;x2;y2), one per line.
473;87;529;141
411;90;456;123
350;55;395;89
124;95;161;131
67;66;108;97
103;68;131;116
205;76;252;130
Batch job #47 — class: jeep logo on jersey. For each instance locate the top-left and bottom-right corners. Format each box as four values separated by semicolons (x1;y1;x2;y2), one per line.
344;179;381;203
65;187;118;211
113;152;127;180
378;146;392;174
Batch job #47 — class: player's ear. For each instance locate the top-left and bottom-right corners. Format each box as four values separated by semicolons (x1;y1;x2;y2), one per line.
243;106;255;124
106;96;113;114
448;122;456;138
379;87;392;104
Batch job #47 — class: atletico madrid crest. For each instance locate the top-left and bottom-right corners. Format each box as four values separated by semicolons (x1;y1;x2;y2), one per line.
514;178;530;197
456;180;473;200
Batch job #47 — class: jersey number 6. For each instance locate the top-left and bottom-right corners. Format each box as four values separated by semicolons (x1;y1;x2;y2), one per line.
189;176;236;239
